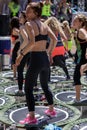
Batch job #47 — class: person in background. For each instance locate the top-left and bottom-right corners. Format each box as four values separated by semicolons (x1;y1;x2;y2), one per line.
10;16;20;79
57;0;72;24
16;2;57;124
72;14;87;103
41;0;53;20
15;11;30;96
45;16;70;80
8;0;20;18
62;20;74;59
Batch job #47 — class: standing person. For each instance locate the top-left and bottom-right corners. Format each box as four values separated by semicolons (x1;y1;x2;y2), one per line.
16;2;57;124
10;16;20;79
45;17;70;80
41;0;53;20
57;0;72;24
8;0;20;18
72;14;87;102
15;11;30;96
62;20;74;59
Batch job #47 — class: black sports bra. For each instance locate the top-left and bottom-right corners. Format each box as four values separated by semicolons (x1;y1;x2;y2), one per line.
77;31;86;43
34;21;48;42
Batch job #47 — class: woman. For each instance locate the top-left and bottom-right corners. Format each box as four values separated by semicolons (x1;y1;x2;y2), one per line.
62;20;74;58
15;11;30;96
10;16;20;79
72;14;87;102
45;16;70;80
16;2;57;124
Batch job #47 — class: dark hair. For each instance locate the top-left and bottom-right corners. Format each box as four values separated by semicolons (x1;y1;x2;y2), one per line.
84;18;87;30
11;0;19;4
21;11;26;19
28;2;43;17
10;16;19;30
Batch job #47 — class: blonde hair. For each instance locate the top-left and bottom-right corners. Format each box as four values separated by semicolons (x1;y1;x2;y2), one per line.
44;16;62;32
62;20;69;27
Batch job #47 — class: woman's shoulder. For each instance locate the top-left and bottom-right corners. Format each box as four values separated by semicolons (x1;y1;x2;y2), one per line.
25;21;33;29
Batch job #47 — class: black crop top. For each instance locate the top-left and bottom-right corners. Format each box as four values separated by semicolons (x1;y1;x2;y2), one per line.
34;21;48;42
77;31;86;43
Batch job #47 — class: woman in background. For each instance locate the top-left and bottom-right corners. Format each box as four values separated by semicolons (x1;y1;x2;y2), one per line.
72;14;87;102
45;16;70;80
10;16;20;79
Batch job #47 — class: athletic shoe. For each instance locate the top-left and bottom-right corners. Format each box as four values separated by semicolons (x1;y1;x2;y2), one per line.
45;109;57;117
72;99;81;104
19;115;38;125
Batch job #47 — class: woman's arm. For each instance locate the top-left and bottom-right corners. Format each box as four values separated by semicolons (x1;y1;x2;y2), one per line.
47;25;58;54
19;27;29;51
20;22;35;55
16;22;35;66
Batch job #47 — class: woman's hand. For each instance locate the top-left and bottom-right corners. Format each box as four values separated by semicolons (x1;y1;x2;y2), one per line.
16;54;23;66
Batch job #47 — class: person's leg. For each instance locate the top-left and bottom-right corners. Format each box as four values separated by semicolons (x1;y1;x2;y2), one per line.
17;53;30;92
40;67;57;117
25;67;38;115
19;66;39;124
53;56;70;79
74;64;81;101
40;68;53;106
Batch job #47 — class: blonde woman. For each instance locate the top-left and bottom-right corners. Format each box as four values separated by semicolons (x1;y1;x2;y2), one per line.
62;20;73;54
45;16;70;79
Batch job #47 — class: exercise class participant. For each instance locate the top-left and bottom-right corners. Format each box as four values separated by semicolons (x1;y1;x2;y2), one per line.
72;14;87;102
16;2;57;124
15;11;30;96
10;16;20;79
45;16;70;80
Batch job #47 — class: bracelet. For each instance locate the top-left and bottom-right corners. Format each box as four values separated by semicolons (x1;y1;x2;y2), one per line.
20;50;24;56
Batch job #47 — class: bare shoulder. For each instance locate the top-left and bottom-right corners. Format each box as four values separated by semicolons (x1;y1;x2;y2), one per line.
25;21;33;30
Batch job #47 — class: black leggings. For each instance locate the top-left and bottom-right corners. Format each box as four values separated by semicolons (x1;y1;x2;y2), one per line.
25;52;53;111
52;55;69;77
73;64;81;85
17;52;30;90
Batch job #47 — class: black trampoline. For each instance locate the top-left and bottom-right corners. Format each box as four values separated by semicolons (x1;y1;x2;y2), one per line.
0;102;81;128
54;91;87;105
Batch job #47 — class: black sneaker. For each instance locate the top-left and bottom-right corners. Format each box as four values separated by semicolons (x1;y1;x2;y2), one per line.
15;91;25;96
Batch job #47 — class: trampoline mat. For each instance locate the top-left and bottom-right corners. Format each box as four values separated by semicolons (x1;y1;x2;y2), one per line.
1;103;81;127
55;91;87;103
4;83;55;95
9;106;68;124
